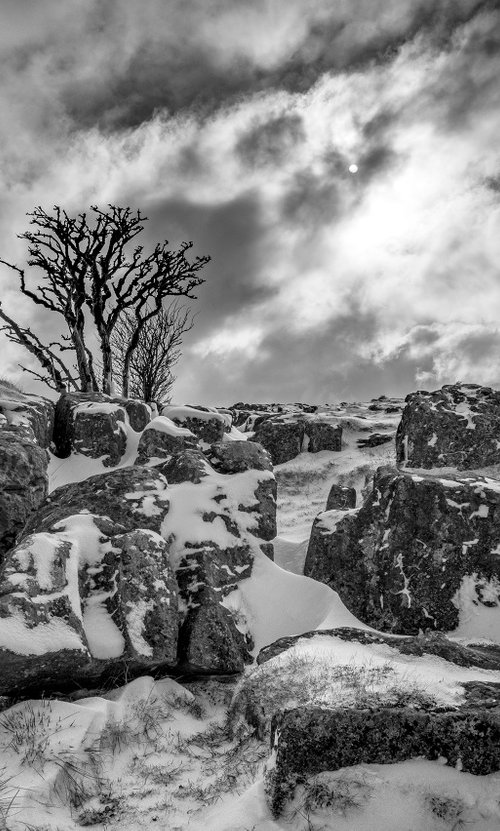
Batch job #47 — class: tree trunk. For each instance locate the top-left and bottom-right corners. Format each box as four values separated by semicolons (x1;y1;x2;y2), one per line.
101;332;113;395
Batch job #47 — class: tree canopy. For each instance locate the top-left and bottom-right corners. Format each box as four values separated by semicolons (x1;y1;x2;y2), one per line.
0;205;210;396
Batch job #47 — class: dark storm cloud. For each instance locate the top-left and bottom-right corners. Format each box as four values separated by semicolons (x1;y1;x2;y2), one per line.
2;0;494;134
145;191;278;337
181;302;424;405
235;113;305;168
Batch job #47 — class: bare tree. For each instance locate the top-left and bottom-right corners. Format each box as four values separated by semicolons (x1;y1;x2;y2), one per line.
111;303;194;402
0;205;209;394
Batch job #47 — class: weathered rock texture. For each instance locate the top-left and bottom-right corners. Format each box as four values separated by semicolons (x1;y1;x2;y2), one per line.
305;421;342;453
396;383;500;469
0;392;55;448
267;704;500;816
136;416;198;464
325;483;356;511
0;428;48;562
251;419;305;465
0;515;178;695
23;466;171;537
251;416;343;464
162;405;230;444
304;465;500;634
257;628;500;671
162;448;277;672
53;393;150;463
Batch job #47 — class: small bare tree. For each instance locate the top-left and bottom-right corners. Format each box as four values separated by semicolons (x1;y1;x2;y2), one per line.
0;205;209;394
111;303;193;402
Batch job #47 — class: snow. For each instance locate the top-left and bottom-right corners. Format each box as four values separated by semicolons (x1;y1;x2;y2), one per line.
232;553;372;654
75;401;125;416
162;404;230;425
451;573;500;643
3;396;500;831
142;414;195;437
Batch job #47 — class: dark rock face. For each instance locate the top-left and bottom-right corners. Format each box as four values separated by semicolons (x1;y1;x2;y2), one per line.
251;419;305;465
208;440;273;474
304;465;500;634
267;704;500;816
159;449;209;484
163;453;277;673
162;405;229;444
357;432;393;448
136;417;198;464
306;421;342;453
23;466;170;538
53;393;127;465
396;383;500;469
325;484;356;511
0;428;48;562
0;517;178;696
257;628;500;671
113;399;151;432
176;547;252;673
0;395;55;448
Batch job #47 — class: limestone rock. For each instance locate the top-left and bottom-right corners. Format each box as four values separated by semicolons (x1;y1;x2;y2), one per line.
325;483;356;511
53;393;128;465
0;516;178;696
267;704;500;816
136;416;198;464
207;440;273;474
163;453;277;672
305;420;342;453
162;404;230;444
159;449;210;484
257;628;500;671
0;427;48;562
176;547;252;673
23;466;170;538
304;465;500;635
396;383;500;469
251;418;305;465
0;392;55;448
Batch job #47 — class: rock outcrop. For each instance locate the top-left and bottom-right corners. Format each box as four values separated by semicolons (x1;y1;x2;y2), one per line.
396;383;500;469
0;428;48;563
52;392;151;463
161;447;277;672
136;416;198;464
250;415;343;464
304;465;500;635
0;514;178;695
161;404;230;444
325;483;356;511
267;702;500;816
257;628;500;671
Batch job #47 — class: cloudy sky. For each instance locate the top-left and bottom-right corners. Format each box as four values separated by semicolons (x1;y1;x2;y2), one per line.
1;0;500;405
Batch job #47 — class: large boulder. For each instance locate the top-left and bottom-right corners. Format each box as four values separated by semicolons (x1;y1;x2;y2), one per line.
176;546;252;673
267;703;500;816
325;483;356;511
136;416;198;464
396;383;500;469
251;418;305;465
161;404;230;444
257;628;500;671
53;393;128;465
305;420;342;453
0;515;178;696
161;449;277;671
0;390;55;448
207;440;273;474
0;427;48;563
304;465;500;635
23;466;171;538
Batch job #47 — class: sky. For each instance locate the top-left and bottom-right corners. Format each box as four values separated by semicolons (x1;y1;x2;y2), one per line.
1;0;500;406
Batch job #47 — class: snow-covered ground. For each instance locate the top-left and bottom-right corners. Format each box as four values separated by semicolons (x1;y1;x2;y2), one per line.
2;399;500;830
